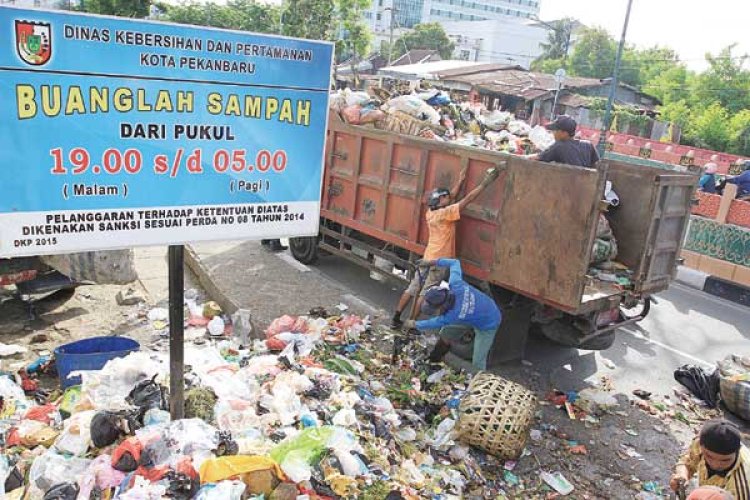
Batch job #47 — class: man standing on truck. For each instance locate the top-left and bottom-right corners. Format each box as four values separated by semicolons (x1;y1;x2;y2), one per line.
390;168;500;329
403;258;501;371
527;115;600;168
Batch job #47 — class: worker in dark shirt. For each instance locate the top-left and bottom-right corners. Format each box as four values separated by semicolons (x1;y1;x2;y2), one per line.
528;115;600;168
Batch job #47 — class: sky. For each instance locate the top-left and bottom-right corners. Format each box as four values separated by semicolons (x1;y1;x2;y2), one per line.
540;0;750;71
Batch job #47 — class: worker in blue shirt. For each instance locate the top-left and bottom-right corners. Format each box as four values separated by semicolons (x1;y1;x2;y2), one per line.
404;258;502;370
724;160;750;199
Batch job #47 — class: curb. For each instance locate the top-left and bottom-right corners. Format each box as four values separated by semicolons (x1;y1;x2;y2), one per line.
184;245;241;315
675;266;750;307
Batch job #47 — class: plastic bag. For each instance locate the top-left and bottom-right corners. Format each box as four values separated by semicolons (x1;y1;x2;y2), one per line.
42;482;79;500
344;90;371;107
529;125;555;151
341;105;363;125
207;316;226;337
117;475;167;499
359;108;386;125
199;455;283;484
266;315;307;337
54;410;95;456
482;110;512;131
386;96;441;125
214;399;262;435
195;481;246;500
29;451;91;492
280;451;312;483
127;374;168;416
17;419;58;447
507;120;532;136
332;408;357;427
78;454;126;500
270;426;335;465
59;385;82;417
40;250;137;285
719;355;750;419
80;352;166;411
231;309;255;346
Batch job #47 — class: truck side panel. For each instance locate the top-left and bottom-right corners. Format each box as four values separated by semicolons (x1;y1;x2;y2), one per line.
489;157;604;311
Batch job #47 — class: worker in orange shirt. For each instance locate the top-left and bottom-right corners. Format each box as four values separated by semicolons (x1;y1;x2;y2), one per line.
390;167;499;328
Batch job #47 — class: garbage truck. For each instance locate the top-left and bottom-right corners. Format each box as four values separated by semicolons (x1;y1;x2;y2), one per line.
289;117;698;363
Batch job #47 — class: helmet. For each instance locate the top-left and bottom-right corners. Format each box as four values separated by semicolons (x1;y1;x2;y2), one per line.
427;188;451;209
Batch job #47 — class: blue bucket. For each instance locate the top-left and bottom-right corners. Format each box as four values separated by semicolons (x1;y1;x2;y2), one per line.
54;336;140;388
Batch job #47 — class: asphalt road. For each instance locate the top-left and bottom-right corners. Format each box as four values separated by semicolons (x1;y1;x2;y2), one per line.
313;252;750;398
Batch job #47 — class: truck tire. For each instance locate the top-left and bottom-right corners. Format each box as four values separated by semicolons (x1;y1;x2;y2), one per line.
620;296;651;321
538;320;617;351
289;237;319;264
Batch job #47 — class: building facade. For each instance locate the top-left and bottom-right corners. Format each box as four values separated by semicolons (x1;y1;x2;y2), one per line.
424;0;540;24
441;19;548;68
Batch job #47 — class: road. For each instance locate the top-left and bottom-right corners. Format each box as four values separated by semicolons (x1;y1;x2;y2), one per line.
313;250;750;398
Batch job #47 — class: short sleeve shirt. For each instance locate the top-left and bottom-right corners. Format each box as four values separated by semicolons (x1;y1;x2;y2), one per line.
423;203;461;261
539;139;600;168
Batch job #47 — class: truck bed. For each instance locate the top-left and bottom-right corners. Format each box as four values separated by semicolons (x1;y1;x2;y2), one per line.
322;120;697;314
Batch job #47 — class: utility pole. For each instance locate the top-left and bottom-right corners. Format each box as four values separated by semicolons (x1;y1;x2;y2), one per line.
385;6;396;65
597;0;634;157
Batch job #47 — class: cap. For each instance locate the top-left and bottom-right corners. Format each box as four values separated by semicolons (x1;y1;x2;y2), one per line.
546;115;577;135
704;162;718;174
421;286;451;315
699;420;741;455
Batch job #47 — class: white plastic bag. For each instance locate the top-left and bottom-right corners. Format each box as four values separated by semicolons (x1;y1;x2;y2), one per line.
280;451;313;483
54;410;95;456
529;125;555;151
482;110;512;131
196;480;247;500
29;451;91;491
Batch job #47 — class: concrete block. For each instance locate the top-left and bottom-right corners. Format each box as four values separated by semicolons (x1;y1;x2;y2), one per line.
680;250;702;270
675;266;708;290
698;256;737;281
733;265;750;288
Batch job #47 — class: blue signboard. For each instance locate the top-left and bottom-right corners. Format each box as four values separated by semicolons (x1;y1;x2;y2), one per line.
0;7;333;257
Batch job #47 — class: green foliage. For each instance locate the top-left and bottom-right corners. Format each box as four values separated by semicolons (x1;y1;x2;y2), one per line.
392;22;455;60
281;0;335;41
164;0;280;33
729;110;750;156
568;27;616;79
688;102;731;151
530;57;566;74
79;0;151;18
538;18;575;61
692;45;750;115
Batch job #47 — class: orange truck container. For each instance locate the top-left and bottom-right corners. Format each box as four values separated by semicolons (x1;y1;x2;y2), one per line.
290;119;698;362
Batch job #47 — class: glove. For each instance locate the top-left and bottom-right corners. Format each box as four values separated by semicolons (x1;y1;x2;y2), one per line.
403;319;416;330
481;167;500;187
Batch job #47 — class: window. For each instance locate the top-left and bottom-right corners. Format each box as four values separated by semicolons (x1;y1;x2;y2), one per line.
378;0;383;6
460;50;471;60
376;13;381;20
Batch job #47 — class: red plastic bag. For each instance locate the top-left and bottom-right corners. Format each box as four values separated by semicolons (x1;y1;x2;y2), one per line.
341;105;362;125
24;404;57;424
266;337;287;351
266;315;307;337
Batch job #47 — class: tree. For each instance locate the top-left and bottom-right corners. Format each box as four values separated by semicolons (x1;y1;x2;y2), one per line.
642;64;693;104
692;45;750;115
729;110;750;156
80;0;151;18
568;27;617;79
537;18;575;61
392;23;455;60
281;0;335;41
164;0;280;33
688;102;732;151
531;57;566;74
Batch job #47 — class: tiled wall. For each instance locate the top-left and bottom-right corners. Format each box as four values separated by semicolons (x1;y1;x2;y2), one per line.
682;216;750;287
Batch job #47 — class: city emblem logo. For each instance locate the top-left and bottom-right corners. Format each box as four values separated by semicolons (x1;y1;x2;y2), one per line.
15;20;52;66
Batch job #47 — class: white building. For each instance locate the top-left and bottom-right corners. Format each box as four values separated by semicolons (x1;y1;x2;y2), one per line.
423;0;540;24
441;18;549;68
363;0;540;40
0;0;64;7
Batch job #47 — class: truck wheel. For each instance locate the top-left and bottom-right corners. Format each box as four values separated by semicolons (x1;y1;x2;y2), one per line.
538;320;616;351
289;237;319;264
620;296;651;321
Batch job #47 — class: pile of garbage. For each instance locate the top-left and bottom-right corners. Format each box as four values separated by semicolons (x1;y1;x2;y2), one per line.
329;88;556;154
0;298;590;499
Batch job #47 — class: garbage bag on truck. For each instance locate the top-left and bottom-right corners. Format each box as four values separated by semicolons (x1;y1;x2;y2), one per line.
40;250;137;284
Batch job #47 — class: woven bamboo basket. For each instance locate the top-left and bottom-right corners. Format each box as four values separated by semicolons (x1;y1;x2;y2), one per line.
457;372;537;459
